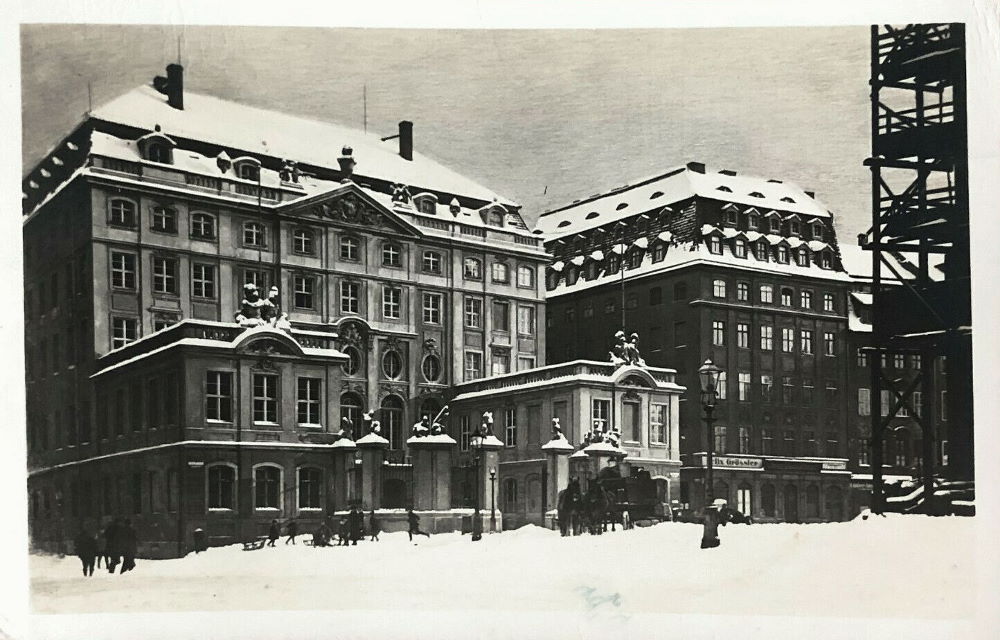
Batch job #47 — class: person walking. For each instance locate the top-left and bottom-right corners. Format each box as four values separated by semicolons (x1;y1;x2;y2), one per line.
407;509;430;542
285;518;298;545
368;510;381;542
348;506;363;546
267;519;280;547
103;518;121;574
119;519;138;573
74;528;98;577
338;518;350;546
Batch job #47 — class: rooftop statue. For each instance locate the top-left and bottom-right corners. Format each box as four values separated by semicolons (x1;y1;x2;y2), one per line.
411;414;432;438
337;417;354;441
391;183;412;204
236;283;267;327
624;332;646;367
551;417;565;441
609;330;645;367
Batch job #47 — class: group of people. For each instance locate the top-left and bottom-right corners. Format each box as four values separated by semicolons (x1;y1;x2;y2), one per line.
264;508;431;548
73;518;138;577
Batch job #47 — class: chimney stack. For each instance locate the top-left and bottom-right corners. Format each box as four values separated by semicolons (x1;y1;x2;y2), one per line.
686;161;705;174
398;121;413;161
338;146;356;179
153;64;184;110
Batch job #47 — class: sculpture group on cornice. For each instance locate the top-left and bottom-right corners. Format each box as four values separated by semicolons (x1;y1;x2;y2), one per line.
411;406;449;438
609;330;646;368
236;283;291;332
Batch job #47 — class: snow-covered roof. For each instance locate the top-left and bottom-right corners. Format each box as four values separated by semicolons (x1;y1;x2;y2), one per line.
535;163;832;238
91;84;516;207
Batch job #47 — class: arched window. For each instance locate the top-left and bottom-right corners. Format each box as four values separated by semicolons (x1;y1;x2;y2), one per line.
382;350;403;380
342;346;363;377
109;199;137;227
421;354;442;383
339;392;364;432
488;209;505;227
806;484;820;518
297;467;323;511
253;464;282;510
737;483;752;516
235;160;260;181
381;396;405;450
761;483;776;517
191;212;216;239
503;478;517;510
207;464;236;510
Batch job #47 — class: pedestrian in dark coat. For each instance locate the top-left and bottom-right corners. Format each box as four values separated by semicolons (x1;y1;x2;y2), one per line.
267;520;280;547
119;519;138;573
285;519;298;545
74;528;98;577
103;519;121;573
369;511;381;542
338;518;350;546
348;506;363;546
407;509;430;542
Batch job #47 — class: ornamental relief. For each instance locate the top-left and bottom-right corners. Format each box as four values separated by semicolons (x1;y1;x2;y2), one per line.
311;193;382;227
378;383;409;401
340;381;366;396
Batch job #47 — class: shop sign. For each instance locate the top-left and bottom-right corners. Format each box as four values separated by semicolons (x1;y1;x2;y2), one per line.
822;460;848;471
703;455;763;470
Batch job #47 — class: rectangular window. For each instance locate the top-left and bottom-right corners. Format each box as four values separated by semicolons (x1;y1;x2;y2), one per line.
382;243;402;267
800;329;814;354
422;292;442;324
716;371;727;400
293;228;314;255
940;391;947;420
857;348;869;367
464;297;483;328
780;288;793;306
253;374;278;424
492;262;510;283
422;251;441;274
517;356;535;371
206;371;233;422
713;279;727;298
712;320;726;346
880;389;891;417
243;269;268;292
192;263;216;299
760;325;773;351
110;252;136;290
464;351;483;380
517;265;535;288
709;236;722;254
738;372;751;401
383;287;401;319
463;257;482;280
800;290;813;309
460;415;471;451
911;354;922;370
823;293;835;312
782;376;794;404
913;391;922;418
340;237;359;261
783;430;796;456
781;327;795;353
759;284;773;303
825;432;839;457
294;275;315;309
492;300;510;332
738;427;750;454
592;399;611;432
803;431;816;456
298;468;322;509
761;429;774;455
893;354;905;369
736;282;749;302
859;439;870;466
517;305;536;336
824;332;836;356
152;257;178;294
713;425;727;454
341;281;360;314
111;317;138;349
802;378;814;403
858;388;871;416
825;380;838;404
674;321;687;348
243;222;266;248
491;351;511;376
650;404;668;445
504;408;517;447
760;374;773;402
737;323;749;349
296;378;321;425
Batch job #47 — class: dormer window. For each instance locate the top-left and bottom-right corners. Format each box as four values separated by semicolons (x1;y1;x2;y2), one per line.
749;213;760;230
748;191;764;198
790;220;801;235
812;222;824;240
755;241;768;261
147;143;170;164
780;196;796;203
137;129;176;164
608;255;621;274
770;217;780;233
725;210;737;225
821;252;833;269
776;246;789;263
488;210;504;227
709;236;722;255
413;193;438;216
734;239;747;258
653;244;666;262
233;157;261;182
796;249;809;267
716;185;733;193
627;250;642;269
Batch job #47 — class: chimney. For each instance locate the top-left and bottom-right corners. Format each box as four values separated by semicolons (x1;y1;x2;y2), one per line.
338;146;356;179
686;161;705;174
398;121;413;161
153;64;184;110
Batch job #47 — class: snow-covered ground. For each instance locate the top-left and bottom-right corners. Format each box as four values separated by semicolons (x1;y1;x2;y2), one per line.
31;514;974;624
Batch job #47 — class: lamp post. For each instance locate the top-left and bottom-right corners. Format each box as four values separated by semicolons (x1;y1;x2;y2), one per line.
698;359;723;511
489;468;497;533
470;417;491;542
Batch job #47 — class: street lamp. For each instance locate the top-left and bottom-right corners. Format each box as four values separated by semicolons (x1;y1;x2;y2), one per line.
469;414;492;542
489;468;497;533
698;359;723;510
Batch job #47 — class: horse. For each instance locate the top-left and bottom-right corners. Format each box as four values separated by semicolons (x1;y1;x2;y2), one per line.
583;483;614;535
557;479;583;537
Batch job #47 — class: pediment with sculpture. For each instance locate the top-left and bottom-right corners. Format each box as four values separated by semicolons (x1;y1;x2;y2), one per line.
278;184;420;237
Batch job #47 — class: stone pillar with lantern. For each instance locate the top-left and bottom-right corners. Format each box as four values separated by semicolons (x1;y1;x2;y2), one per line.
542;418;575;529
470;412;505;539
356;430;389;511
330;437;357;511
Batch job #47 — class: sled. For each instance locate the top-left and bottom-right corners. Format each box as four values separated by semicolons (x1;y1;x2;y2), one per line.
242;537;268;551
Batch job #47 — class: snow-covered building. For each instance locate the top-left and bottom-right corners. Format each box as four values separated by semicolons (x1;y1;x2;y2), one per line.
538;162;852;522
23;64;548;555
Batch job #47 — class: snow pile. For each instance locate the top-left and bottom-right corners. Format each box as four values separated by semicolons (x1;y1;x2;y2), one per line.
31;514;974;621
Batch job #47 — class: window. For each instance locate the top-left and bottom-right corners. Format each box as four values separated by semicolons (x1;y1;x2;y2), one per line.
517;305;536;336
151;206;177;233
504;479;517;510
653;244;666;262
463;257;482;280
422;292;442;324
517;265;535;288
111;317;137;349
760;325;773;351
737;282;749;301
823;293;835;312
243;221;265;247
650;404;668;445
297;378;321;425
708;236;722;254
191;212;216;239
712;320;726;346
893;354;905;369
293;228;314;255
784;430;796;456
821;253;832;269
941;391;947;421
858;388;871;416
152;257;178;295
254;465;282;510
780;376;795;404
796;249;809;267
760;284;773;303
464;297;483;328
790;220;801;235
342;346;362;377
713;279;727;298
147;142;170;164
491;350;511;376
649;287;662;306
825;380;838;403
857;348;869;367
504;408;517;447
673;321;687;348
781;327;795;352
734;239;747;258
206;371;233;422
382;350;403;379
340;236;360;261
737;484;752;516
714;425;727;454
859;439;870;466
464;351;483;380
761;430;775;456
826;432;840;458
738;372;751;401
109;199;137;227
237;162;260;181
823;332;836;356
253;374;278;424
294;275;315;309
880;389;891;417
207;465;236;510
243;269;268;292
776;246;789;263
802;378;814;403
911;354;922;370
340;392;364;431
803;431;817;456
717;371;727;400
913;391;922;418
192;263;216;299
592;399;611;432
780;288;793;306
769;216;780;233
110;252;136;290
422;354;442;382
760;375;773;402
517;356;536;371
493;300;510;332
492;262;510;283
674;282;688;300
800;329;814;354
422;251;441;274
738;427;751;454
749;213;760;230
812;222;824;240
298;468;322;510
736;323;749;348
341;281;360;314
382;243;402;267
626;294;639;309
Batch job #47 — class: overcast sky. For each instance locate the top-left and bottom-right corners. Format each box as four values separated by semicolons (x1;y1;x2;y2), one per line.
20;24;872;238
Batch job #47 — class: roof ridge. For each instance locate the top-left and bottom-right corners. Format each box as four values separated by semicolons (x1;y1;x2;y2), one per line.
537;164;690;218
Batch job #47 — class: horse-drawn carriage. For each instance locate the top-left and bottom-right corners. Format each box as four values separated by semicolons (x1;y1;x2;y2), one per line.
557;466;665;536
